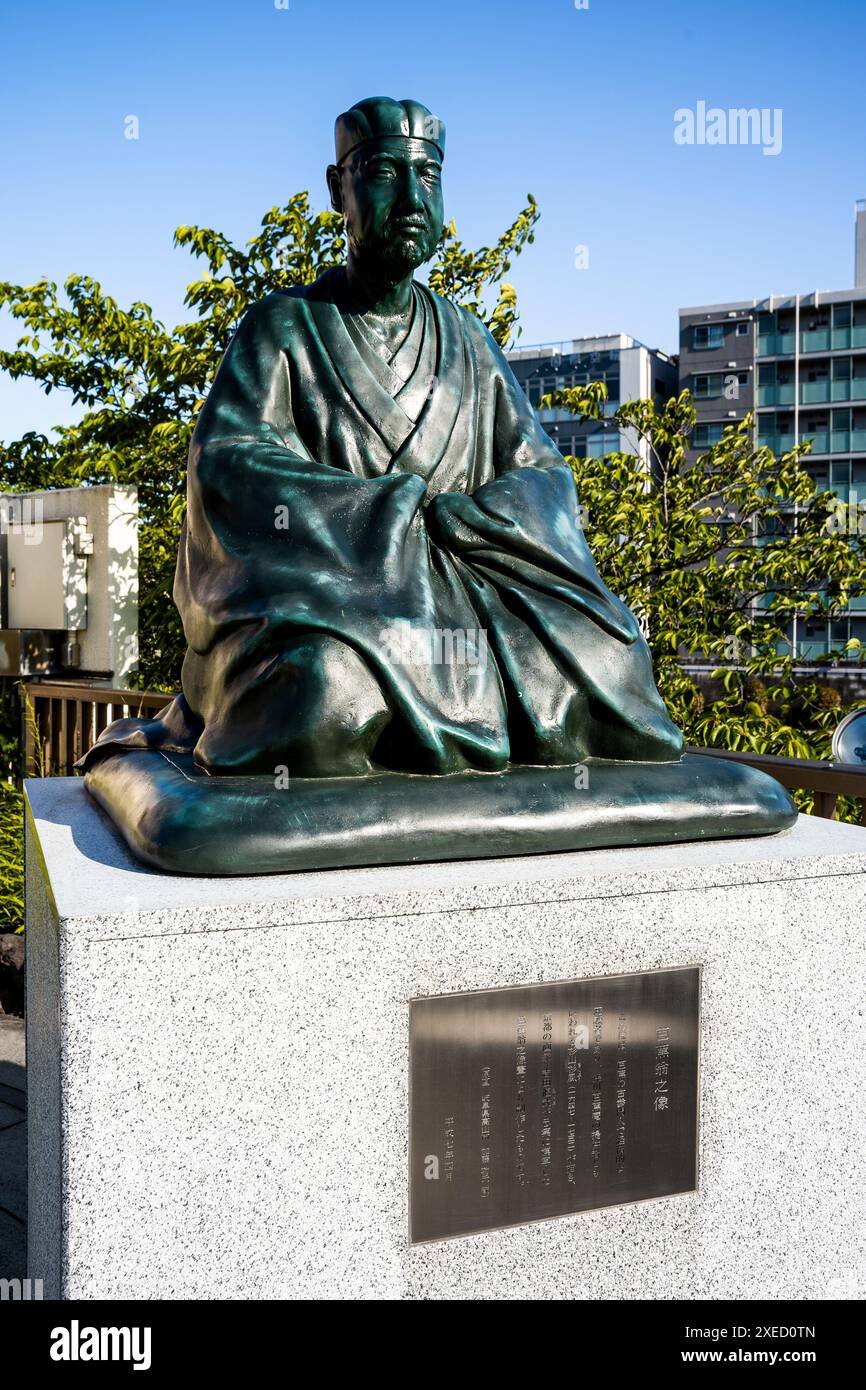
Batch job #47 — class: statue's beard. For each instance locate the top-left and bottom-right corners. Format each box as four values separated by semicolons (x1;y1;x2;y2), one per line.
348;223;436;281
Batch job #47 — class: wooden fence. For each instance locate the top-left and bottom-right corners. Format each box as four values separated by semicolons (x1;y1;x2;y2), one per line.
22;682;174;777
21;682;866;823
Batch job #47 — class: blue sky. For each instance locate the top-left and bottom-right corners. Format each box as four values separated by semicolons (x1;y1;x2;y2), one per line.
2;0;865;440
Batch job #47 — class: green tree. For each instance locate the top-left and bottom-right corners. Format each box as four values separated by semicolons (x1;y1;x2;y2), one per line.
0;684;24;932
0;192;539;691
544;381;866;776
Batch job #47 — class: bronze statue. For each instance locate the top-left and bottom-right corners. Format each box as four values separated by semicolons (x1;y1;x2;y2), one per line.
80;97;796;872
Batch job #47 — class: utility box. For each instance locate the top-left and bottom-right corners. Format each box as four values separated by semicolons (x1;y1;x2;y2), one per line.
7;517;91;631
0;486;138;683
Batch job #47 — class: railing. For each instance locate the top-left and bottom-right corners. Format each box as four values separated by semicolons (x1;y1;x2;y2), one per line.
21;682;866;824
756;433;797;454
756;383;796;407
799;380;866;405
757;332;796;357
757;430;866;456
800;381;832;404
689;746;866;823
801;329;832;354
22;682;174;777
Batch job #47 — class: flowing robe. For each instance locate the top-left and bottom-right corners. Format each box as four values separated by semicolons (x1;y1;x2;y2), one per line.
81;267;683;777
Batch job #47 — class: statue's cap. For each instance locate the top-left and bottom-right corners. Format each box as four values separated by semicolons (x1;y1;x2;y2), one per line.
335;97;445;165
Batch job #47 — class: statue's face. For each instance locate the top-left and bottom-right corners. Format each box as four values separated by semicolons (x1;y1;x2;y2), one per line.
331;136;444;277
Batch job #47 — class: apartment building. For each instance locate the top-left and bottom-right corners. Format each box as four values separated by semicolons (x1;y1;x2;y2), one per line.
678;201;866;662
506;333;677;467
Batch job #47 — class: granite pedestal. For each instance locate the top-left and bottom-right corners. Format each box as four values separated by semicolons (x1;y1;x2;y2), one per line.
25;777;866;1300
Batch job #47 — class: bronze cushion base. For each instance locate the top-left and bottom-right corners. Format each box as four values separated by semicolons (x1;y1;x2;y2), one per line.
82;751;798;877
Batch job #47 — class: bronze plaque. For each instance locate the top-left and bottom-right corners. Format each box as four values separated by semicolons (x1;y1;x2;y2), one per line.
409;965;700;1243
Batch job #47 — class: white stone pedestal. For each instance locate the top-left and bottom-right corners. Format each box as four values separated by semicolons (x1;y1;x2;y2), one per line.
25;778;866;1301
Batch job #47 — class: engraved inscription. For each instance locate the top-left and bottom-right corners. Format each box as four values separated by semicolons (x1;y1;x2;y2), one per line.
409;966;700;1243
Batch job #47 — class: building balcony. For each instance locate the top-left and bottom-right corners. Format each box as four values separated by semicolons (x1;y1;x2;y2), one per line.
758;328;866;357
800;329;832;353
800;327;866;353
757;433;797;454
800;429;866;455
801;381;831;404
757;332;796;357
806;432;832;454
800;379;866;404
756;384;796;406
536;402;619;423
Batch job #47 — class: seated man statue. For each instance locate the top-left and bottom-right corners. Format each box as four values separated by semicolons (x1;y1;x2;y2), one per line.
80;97;795;874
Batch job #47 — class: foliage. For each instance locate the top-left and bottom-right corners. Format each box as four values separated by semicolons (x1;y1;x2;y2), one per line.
0;785;23;933
0;683;23;934
0;193;540;691
0;681;20;782
428;195;539;347
543;382;866;804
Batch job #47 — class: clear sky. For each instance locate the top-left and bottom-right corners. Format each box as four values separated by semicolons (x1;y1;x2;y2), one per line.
2;0;865;441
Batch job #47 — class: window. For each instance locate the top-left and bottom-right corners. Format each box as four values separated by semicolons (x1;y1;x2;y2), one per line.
693;372;744;399
830;460;852;492
692;422;726;448
583;431;622;457
736;321;750;336
559;436;586;458
693;323;725;351
693;373;723;398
